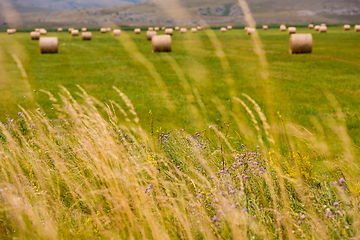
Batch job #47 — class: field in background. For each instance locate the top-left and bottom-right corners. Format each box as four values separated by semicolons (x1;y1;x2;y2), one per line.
1;26;360;239
0;26;360;152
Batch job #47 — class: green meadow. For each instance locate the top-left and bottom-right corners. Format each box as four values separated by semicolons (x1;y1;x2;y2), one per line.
1;26;360;239
1;26;359;150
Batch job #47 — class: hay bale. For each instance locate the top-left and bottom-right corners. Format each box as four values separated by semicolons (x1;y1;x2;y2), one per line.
227;25;232;30
7;29;14;35
146;30;157;40
113;29;121;36
314;25;320;31
81;28;87;32
71;30;79;36
100;28;106;33
308;24;314;29
220;27;227;33
58;28;63;32
319;26;327;33
354;25;360;32
40;29;47;35
30;31;40;40
106;28;111;32
162;27;166;31
288;27;296;34
134;28;141;34
246;28;255;35
180;28;187;34
148;27;154;31
289;33;312;54
191;28;197;33
320;23;326;27
175;26;180;31
35;28;40;32
68;28;74;33
165;28;173;35
39;37;58;54
262;25;268;30
82;32;92;40
244;27;248;32
152;35;171;52
280;24;286;31
197;26;202;30
343;25;350;30
154;27;159;31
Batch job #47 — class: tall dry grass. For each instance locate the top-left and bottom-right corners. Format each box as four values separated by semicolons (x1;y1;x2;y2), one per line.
0;87;359;239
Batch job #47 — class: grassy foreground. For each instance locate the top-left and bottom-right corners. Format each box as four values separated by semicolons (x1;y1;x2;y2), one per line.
0;26;360;239
0;91;359;239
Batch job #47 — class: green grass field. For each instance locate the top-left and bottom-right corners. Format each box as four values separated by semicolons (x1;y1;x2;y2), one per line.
1;26;360;239
0;26;360;150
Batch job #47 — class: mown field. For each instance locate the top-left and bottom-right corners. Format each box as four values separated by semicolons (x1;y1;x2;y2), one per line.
1;26;360;239
1;26;360;151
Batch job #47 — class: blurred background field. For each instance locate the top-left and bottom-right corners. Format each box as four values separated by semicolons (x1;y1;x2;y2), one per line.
0;26;359;152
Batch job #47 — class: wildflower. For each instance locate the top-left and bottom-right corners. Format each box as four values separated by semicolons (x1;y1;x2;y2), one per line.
333;202;338;207
256;145;259;149
339;178;345;185
297;221;302;225
241;209;246;213
212;215;217;222
230;190;235;194
301;215;306;220
334;181;338;185
326;209;330;217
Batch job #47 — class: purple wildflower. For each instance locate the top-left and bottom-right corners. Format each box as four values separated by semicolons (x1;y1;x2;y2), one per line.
301;215;306;220
333;202;338;207
212;215;217;222
339;178;345;185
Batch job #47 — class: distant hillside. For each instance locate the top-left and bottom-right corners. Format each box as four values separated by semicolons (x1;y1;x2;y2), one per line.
1;0;359;28
8;0;149;10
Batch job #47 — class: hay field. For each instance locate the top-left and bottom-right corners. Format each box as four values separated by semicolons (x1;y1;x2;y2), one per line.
0;26;359;148
1;26;360;239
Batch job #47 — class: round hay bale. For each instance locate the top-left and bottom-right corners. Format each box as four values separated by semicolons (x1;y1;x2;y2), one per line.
280;24;286;31
40;29;47;35
81;28;87;32
152;35;171;52
134;28;141;34
343;25;350;30
71;30;79;36
30;31;40;40
154;27;160;31
354;25;360;32
320;23;326;27
246;28;255;35
39;37;58;54
319;26;327;33
262;25;268;30
314;25;320;31
100;28;106;33
7;29;14;35
191;28;197;33
68;28;74;33
180;28;187;34
106;28;111;32
148;27;154;31
58;28;63;32
82;32;92;40
244;27;248;32
288;27;296;34
113;29;121;36
165;28;173;35
175;26;180;31
220;27;227;33
197;26;202;30
308;24;314;29
162;27;166;31
146;30;157;40
289;33;312;54
35;28;40;32
227;25;232;30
